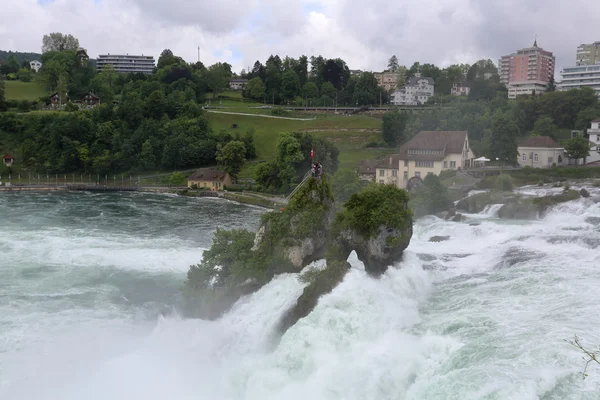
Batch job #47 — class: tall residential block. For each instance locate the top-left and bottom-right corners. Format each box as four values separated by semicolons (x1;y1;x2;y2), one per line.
557;41;600;97
96;54;155;74
498;40;555;99
576;42;600;66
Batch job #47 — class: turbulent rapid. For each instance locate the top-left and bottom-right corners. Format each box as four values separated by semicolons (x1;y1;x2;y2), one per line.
2;189;600;399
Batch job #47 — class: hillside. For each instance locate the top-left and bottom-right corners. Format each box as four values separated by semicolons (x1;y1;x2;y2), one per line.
205;110;392;178
5;81;48;101
0;50;42;64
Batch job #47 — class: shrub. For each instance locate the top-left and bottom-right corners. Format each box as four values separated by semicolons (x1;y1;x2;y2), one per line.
341;183;412;237
493;174;514;192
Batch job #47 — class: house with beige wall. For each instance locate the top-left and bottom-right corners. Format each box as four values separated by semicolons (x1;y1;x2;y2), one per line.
517;136;567;168
187;168;232;190
375;131;475;189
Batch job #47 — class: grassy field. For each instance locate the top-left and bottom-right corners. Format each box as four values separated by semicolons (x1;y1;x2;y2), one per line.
206;109;392;178
5;80;47;101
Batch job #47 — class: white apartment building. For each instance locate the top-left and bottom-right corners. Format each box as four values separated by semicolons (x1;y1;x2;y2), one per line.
96;54;156;74
507;80;550;99
577;41;600;66
390;73;434;106
557;65;600;97
587;119;600;164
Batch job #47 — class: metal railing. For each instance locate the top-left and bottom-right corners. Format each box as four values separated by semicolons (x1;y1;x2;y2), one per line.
286;170;313;201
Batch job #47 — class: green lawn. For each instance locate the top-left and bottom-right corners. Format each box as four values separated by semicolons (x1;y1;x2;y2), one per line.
207;111;392;178
5;80;47;101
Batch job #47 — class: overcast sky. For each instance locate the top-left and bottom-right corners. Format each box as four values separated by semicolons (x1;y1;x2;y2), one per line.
2;0;599;76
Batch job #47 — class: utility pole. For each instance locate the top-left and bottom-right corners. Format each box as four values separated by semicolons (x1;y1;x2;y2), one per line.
197;46;200;63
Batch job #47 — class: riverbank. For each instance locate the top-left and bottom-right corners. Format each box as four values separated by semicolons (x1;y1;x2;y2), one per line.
181;189;286;210
0;184;288;211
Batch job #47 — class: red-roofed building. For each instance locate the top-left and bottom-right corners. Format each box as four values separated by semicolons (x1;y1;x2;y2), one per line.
375;130;474;188
517;136;566;168
3;153;15;167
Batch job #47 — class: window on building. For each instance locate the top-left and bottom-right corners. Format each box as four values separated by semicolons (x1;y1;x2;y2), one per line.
534;154;539;162
450;161;456;168
522;153;527;161
392;170;398;177
379;179;384;184
415;171;421;178
443;161;448;168
415;160;434;168
404;160;408;167
403;171;408;180
379;169;385;177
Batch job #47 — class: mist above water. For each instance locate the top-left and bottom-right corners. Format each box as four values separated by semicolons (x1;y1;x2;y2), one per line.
1;191;600;399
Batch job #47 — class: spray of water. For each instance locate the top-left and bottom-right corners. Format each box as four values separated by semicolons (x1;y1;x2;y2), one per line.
2;193;600;399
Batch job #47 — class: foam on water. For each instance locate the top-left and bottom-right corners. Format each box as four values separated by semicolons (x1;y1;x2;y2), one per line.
2;191;600;399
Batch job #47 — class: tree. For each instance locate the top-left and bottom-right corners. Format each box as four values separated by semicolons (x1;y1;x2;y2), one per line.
564;136;591;166
410;173;452;217
18;68;33;82
302;82;319;100
216;140;246;183
332;168;362;204
139;139;156;170
56;73;69;105
206;62;233;98
531;115;559;140
388;55;399;72
280;69;300;102
490;113;519;165
157;49;175;69
42;33;79;53
396;66;407;89
0;74;6;112
144;90;166;119
244;77;266;101
382;110;409;146
547;75;556;92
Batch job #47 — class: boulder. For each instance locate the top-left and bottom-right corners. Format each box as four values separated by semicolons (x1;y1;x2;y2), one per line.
498;202;539;220
455;192;515;214
497;190;582;219
452;213;465;222
340;224;413;275
429;235;450;242
580;188;591;198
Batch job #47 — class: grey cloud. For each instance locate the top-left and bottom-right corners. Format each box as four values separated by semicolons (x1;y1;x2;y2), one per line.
3;0;600;77
130;0;258;33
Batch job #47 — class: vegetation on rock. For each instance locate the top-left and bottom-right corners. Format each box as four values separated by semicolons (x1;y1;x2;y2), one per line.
255;131;339;193
339;183;412;238
409;174;453;217
183;177;414;329
493;173;514;192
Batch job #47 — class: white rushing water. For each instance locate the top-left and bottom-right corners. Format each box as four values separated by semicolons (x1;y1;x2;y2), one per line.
2;191;600;399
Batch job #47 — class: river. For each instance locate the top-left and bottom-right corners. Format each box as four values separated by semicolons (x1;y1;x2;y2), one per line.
1;189;600;399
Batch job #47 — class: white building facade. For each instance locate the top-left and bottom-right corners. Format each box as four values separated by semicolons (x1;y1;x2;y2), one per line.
390;74;434;106
507;80;549;99
29;60;42;72
451;82;470;96
557;65;600;97
96;54;155;74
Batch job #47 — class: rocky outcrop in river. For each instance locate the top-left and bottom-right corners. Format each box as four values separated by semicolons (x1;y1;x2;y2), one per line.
183;176;414;333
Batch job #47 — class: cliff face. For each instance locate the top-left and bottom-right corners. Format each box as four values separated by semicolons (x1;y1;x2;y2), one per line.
183;178;414;332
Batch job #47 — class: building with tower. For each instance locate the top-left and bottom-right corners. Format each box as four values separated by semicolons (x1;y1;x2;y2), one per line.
498;40;555;99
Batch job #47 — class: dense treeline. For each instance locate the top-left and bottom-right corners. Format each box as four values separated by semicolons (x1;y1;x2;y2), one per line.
239;56;504;107
0;45;257;175
382;87;600;163
240;54;389;106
